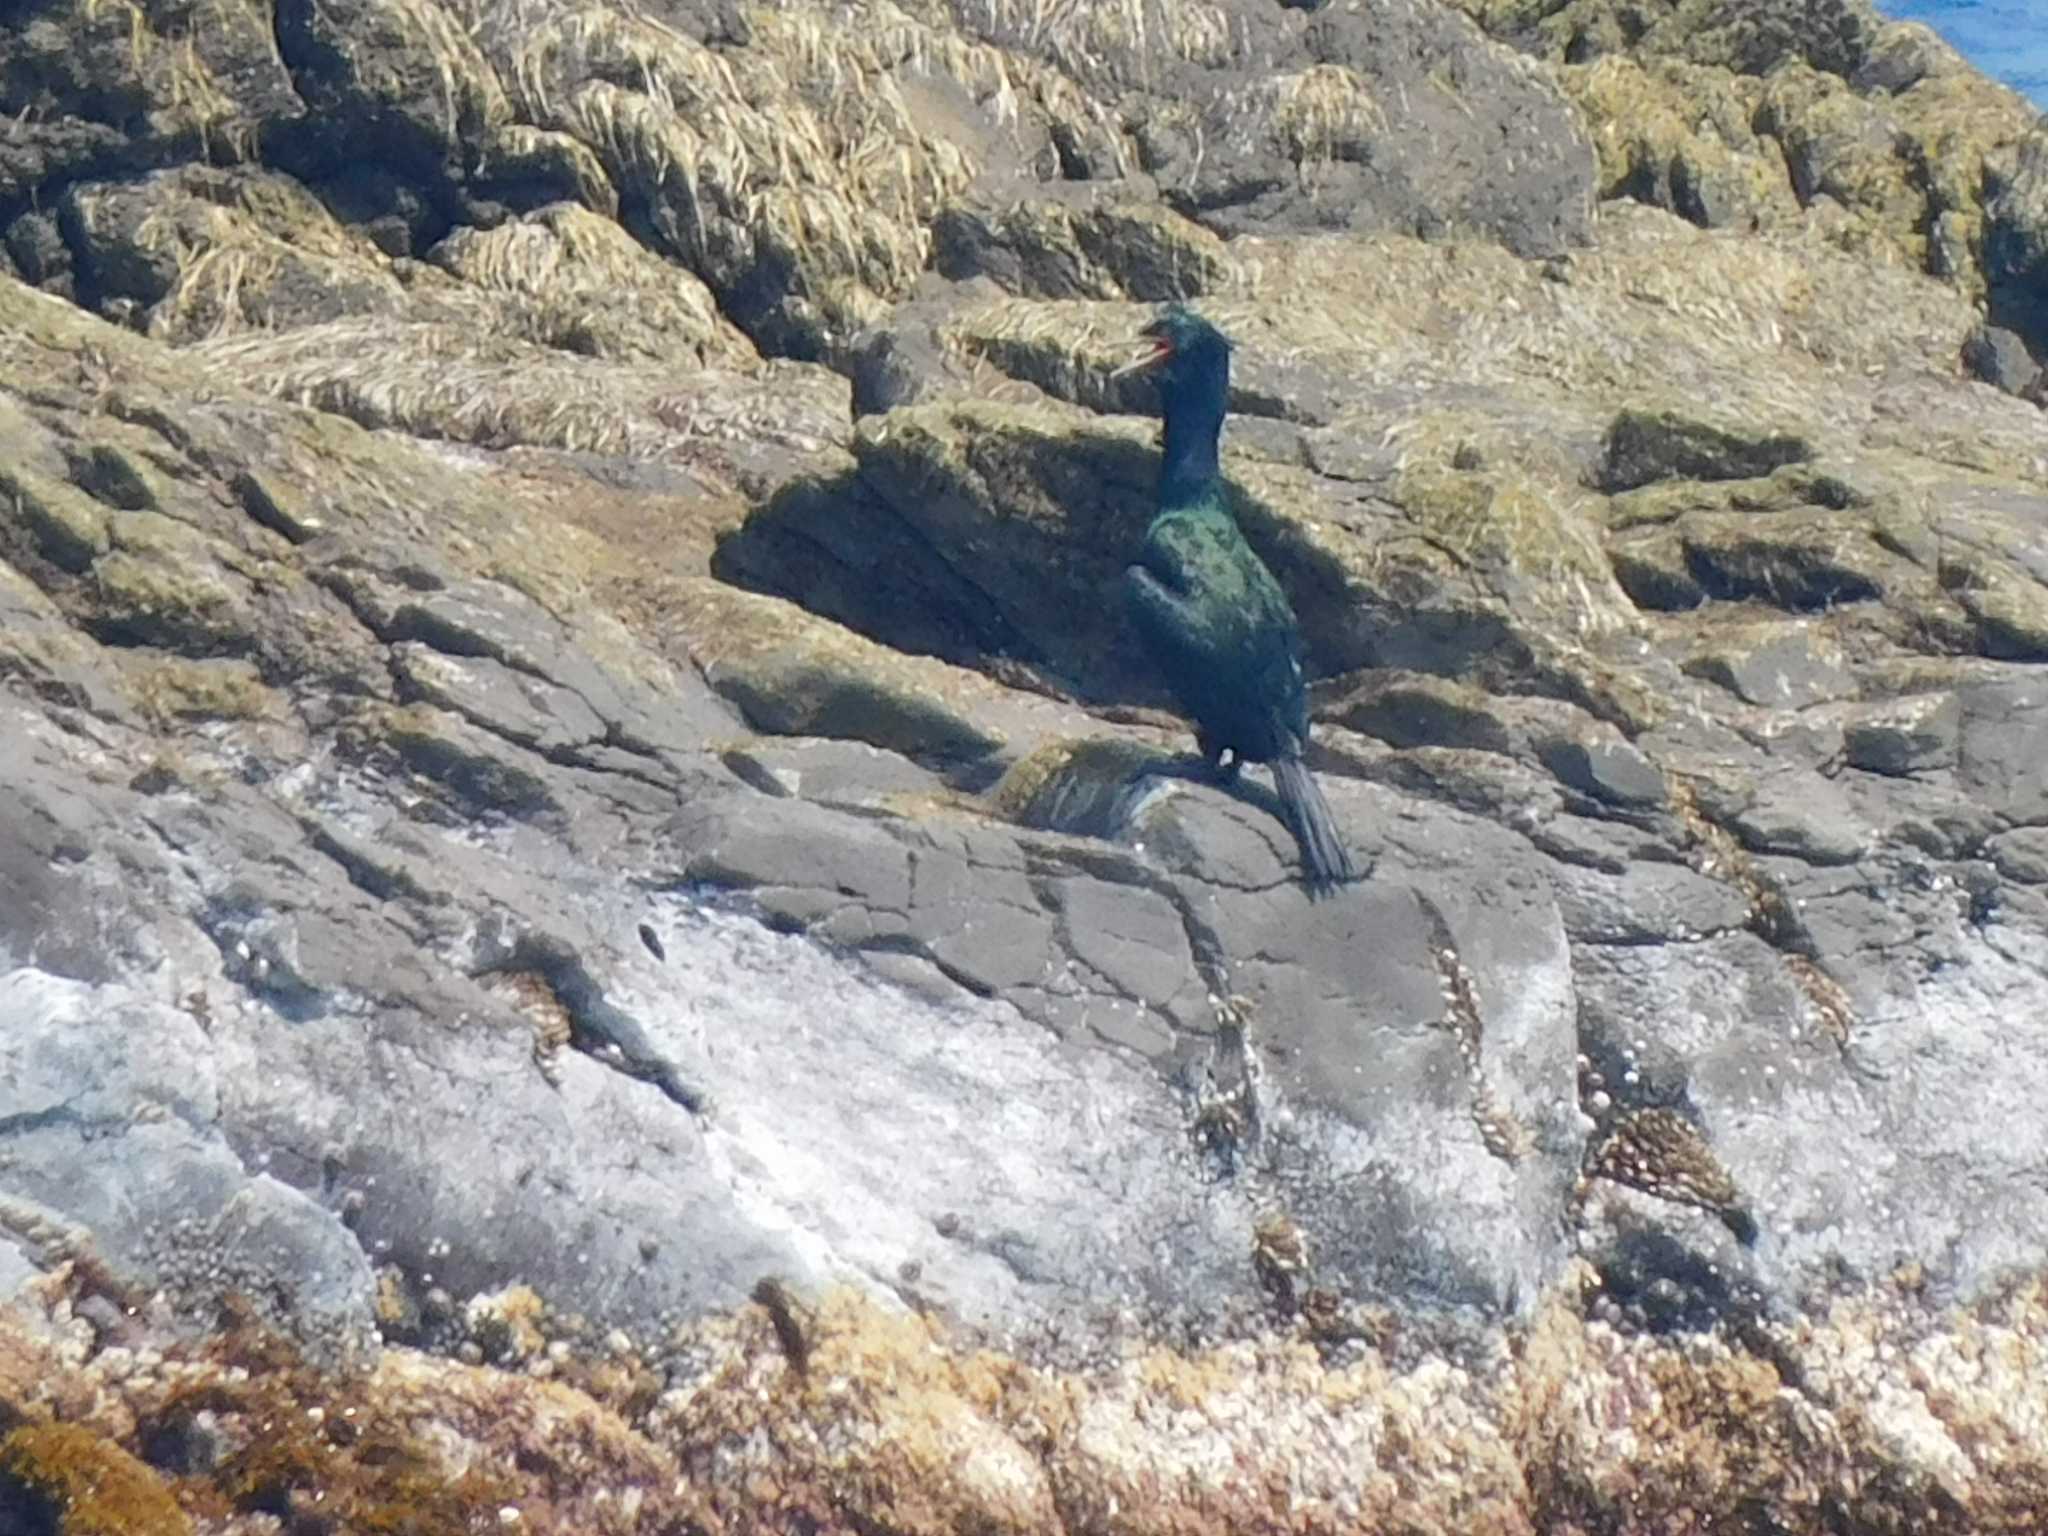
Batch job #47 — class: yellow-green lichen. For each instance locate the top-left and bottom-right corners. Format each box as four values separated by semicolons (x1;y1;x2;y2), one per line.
1;466;113;575
0;1421;192;1536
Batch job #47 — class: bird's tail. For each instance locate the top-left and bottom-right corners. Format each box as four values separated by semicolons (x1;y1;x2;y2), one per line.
1272;755;1358;894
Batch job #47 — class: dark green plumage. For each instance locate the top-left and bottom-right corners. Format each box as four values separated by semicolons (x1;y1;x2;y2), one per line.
1122;306;1358;891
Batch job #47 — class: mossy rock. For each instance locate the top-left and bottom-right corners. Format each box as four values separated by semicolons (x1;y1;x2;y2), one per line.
987;734;1180;837
1939;555;2048;660
87;512;250;653
677;581;1014;762
127;656;279;725
713;651;1007;763
1675;515;1891;611
1561;56;1793;231
1597;409;1811;493
1385;409;1633;631
65;442;166;513
1324;670;1516;754
1442;0;1873;73
1;466;112;575
368;702;562;818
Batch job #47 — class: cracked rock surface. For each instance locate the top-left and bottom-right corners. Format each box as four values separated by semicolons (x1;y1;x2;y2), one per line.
3;0;2048;1525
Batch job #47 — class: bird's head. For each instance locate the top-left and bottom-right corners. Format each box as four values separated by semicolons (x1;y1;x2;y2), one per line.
1113;304;1232;414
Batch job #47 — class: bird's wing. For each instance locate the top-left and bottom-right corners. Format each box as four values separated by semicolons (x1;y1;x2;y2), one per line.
1132;516;1202;597
1124;562;1213;670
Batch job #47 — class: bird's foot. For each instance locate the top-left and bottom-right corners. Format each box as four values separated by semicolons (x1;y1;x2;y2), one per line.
1202;747;1242;786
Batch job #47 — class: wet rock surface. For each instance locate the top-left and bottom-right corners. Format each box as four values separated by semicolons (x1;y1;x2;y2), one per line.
2;0;2048;1526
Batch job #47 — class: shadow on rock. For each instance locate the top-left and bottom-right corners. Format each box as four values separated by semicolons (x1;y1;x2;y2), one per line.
711;399;1370;706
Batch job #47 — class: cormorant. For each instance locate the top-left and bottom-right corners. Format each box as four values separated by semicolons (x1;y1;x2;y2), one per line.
1117;305;1358;892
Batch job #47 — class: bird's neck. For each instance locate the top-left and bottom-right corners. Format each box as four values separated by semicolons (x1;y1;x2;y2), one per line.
1158;399;1226;509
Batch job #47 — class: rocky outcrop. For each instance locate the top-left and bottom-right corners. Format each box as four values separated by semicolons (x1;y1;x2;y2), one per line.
3;0;2048;1526
1447;0;2048;367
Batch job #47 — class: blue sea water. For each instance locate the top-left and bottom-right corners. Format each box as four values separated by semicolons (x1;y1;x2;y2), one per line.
1875;1;2048;108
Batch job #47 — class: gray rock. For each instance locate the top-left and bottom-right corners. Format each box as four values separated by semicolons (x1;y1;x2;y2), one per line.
676;787;917;922
0;646;1576;1344
0;0;294;220
1962;325;2041;395
1535;729;1667;808
0;968;377;1358
394;644;610;756
720;737;947;807
1197;863;1581;1315
1330;671;1515;754
1958;676;2048;825
1842;693;1961;775
1684;627;1854;709
902;825;1060;998
0;1239;37;1299
1206;4;1594;258
1550;860;1755;945
323;562;737;760
61;168;410;334
1987;827;2048;885
1734;776;1870;865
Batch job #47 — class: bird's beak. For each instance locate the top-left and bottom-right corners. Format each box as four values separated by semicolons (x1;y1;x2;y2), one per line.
1108;339;1172;378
